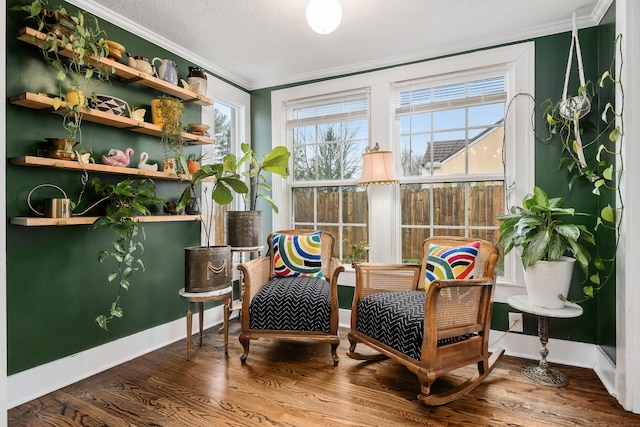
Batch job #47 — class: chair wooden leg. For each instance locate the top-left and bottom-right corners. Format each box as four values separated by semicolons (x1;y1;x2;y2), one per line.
239;333;250;364
331;342;339;366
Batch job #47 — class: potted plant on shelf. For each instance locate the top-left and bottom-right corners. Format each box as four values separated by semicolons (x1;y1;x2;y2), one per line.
90;177;165;330
185;152;205;174
223;142;291;248
496;186;595;309
176;155;248;292
150;95;185;168
13;0;111;145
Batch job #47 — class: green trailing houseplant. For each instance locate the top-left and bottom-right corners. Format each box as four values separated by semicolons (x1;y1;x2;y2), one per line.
541;34;624;299
90;177;165;330
151;95;185;161
13;0;112;144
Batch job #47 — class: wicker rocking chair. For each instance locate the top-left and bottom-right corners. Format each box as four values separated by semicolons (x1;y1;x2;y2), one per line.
347;236;505;405
237;230;344;365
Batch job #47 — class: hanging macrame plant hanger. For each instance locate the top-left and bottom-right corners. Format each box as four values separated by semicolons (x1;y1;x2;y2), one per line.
557;11;590;168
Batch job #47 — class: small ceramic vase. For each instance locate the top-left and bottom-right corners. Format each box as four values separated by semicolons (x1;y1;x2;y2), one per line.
187;66;207;96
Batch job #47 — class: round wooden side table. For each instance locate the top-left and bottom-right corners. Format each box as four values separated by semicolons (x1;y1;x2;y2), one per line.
179;286;232;360
507;294;583;387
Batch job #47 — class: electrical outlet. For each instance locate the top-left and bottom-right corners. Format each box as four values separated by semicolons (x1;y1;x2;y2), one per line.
508;312;523;333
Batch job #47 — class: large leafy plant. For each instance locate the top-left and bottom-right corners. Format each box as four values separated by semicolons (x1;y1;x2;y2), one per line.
91;178;165;330
226;142;291;212
497;186;595;272
176;155;248;246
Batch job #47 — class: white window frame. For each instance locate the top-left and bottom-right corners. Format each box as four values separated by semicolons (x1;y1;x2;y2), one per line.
272;43;534;301
199;73;250;246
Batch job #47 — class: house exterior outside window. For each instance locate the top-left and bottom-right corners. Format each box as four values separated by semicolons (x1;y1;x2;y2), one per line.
272;43;534;301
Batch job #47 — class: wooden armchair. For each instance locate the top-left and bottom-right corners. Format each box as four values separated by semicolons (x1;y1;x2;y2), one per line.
237;230;344;365
347;236;505;405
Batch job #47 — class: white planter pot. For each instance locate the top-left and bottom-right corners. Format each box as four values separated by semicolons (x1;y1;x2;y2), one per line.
523;256;576;309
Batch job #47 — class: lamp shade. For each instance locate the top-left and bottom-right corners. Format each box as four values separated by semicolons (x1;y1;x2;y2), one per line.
306;0;342;34
360;151;399;185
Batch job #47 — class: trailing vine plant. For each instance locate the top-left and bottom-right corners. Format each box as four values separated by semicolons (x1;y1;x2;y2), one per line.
542;34;624;300
13;0;112;144
91;178;165;330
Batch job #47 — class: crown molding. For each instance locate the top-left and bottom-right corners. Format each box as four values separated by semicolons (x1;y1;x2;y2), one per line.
66;0;251;90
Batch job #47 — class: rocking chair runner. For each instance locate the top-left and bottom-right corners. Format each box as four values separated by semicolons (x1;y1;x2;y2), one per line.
347;236;505;405
237;230;344;365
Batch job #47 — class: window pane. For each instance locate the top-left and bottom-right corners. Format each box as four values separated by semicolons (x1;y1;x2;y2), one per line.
468;126;504;174
433;108;465;131
342;226;369;263
401;227;429;263
401;184;430;226
469;103;504;127
213;104;232;162
433;184;465;227
401;134;429;177
468;182;504;228
342;186;367;224
293;187;314;223
317;187;340;223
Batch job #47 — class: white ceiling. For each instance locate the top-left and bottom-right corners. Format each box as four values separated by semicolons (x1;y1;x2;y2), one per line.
72;0;610;90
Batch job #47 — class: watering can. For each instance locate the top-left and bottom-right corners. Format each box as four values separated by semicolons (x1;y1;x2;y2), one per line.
152;57;178;85
27;184;107;218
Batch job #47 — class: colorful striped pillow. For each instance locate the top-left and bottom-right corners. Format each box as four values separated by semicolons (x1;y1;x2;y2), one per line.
273;232;324;279
425;241;480;289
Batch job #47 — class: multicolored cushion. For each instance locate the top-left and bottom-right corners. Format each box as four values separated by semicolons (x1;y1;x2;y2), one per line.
273;232;324;279
425;241;480;289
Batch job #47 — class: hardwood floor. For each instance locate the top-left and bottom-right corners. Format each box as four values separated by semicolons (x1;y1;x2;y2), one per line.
9;320;640;427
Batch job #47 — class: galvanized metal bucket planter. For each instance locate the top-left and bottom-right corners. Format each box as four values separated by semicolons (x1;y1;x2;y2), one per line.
224;210;262;248
184;245;231;292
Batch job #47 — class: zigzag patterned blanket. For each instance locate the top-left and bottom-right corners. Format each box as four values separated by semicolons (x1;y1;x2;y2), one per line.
356;291;474;361
249;277;331;332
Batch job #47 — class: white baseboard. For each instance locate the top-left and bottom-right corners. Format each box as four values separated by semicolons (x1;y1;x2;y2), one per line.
7;306;227;409
9;307;617;409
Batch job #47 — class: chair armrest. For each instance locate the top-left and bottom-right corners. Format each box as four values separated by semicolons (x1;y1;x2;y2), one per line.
327;257;345;285
237;257;273;302
350;263;421;329
424;277;495;346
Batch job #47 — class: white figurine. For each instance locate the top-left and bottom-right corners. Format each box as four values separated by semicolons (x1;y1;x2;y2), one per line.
137;151;158;171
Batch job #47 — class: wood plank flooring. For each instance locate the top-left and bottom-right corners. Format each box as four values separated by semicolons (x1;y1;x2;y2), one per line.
9;320;640;426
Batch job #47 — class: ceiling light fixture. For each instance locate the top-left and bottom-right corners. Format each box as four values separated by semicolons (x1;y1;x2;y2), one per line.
306;0;342;35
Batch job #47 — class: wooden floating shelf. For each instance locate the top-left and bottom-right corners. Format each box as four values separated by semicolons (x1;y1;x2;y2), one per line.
9;156;190;180
10;215;202;227
9;92;215;145
17;27;214;106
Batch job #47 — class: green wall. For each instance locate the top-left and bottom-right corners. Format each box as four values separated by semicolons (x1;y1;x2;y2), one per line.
5;0;216;374
249;16;618;347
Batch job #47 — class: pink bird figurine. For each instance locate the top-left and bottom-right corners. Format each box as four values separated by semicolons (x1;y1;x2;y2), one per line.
102;148;134;167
